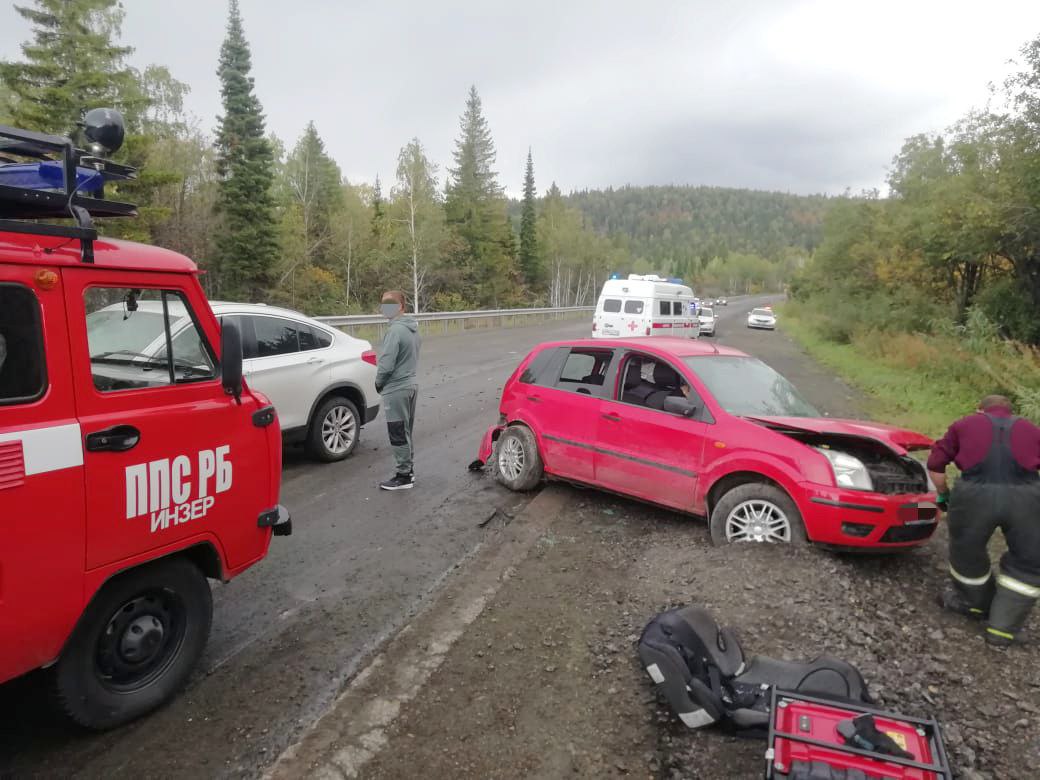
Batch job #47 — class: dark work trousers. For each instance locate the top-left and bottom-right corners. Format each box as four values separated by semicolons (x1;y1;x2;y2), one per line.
383;387;417;475
947;481;1040;640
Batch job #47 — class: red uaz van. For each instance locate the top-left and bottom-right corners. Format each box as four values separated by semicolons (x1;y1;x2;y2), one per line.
0;113;290;728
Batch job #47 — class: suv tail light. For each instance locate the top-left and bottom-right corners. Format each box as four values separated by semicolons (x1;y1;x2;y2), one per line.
645;326;651;336
592;322;598;331
361;350;377;366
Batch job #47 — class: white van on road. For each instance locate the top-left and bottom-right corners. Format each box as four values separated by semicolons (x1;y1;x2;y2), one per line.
592;275;699;339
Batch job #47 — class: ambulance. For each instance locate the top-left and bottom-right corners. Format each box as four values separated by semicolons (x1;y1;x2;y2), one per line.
592;274;699;338
0;111;290;729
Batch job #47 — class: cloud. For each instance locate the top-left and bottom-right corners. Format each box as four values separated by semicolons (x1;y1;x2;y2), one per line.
2;0;1038;195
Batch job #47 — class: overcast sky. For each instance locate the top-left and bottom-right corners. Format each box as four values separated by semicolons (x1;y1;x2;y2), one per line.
3;0;1039;196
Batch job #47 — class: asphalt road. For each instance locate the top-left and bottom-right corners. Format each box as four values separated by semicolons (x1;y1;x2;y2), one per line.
0;297;802;778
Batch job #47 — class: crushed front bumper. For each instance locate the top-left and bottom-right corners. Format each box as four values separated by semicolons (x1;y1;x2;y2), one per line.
471;424;505;469
800;484;938;548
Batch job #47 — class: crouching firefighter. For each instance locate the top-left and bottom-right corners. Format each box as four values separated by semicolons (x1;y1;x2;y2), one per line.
929;395;1040;648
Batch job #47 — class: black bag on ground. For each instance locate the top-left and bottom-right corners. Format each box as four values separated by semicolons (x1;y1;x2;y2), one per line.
638;605;870;735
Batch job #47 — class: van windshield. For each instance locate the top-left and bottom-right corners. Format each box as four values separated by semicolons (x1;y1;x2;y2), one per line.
624;300;644;314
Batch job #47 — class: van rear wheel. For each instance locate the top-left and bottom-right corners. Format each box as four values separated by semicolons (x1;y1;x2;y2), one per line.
52;557;212;730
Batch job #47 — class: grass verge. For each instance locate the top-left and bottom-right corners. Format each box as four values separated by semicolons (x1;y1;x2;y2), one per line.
779;302;1040;438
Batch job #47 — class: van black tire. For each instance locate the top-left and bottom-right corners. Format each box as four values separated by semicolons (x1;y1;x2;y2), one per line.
307;396;360;462
494;425;544;491
709;483;807;546
52;557;213;730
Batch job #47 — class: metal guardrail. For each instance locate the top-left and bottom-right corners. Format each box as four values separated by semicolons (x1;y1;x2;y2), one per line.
315;306;594;327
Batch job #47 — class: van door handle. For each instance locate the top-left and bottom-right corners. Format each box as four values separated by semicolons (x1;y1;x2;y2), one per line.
86;425;141;452
306;356;324;364
601;413;622;422
526;395;541;403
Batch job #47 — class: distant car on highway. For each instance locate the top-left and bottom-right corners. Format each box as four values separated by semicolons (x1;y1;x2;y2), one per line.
474;337;937;549
747;307;776;330
716;297;728;306
87;301;380;461
698;306;717;336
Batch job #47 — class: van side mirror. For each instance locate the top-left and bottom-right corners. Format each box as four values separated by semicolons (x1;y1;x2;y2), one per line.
221;319;243;403
664;396;698;418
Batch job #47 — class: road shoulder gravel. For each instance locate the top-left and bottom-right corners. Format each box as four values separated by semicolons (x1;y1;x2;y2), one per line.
267;485;574;779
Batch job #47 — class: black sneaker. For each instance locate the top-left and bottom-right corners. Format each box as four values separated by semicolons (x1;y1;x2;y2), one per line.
936;589;987;620
380;473;414;491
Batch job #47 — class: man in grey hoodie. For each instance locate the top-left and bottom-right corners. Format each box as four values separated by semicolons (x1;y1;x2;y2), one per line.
375;290;422;490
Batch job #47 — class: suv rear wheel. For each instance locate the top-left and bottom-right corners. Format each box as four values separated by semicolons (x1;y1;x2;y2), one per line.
709;483;807;546
307;396;360;462
494;426;544;491
52;557;212;730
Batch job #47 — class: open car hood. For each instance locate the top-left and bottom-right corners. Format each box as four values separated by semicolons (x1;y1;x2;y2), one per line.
743;416;933;454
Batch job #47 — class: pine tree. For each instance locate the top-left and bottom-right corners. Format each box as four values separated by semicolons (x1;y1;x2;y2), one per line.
519;148;541;289
371;174;385;235
282;121;343;270
213;0;279;300
445;86;516;306
0;0;146;135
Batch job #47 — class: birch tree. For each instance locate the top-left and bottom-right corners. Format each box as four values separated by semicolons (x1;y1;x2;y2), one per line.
392;138;443;313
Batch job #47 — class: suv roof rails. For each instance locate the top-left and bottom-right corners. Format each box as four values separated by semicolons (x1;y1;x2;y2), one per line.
0;115;137;264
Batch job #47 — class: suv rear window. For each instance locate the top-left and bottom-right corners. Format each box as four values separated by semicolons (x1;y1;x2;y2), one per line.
253;316;300;357
299;324;333;351
623;300;644;314
602;299;622;313
0;284;46;405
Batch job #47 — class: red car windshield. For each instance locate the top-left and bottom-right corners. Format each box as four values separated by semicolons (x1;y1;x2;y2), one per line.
683;355;819;418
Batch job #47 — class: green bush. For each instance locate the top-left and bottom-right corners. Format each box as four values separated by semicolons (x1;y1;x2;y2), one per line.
782;303;1040;436
973;277;1040;344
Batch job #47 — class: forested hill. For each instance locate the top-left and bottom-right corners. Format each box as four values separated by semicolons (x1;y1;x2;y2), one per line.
563;185;830;267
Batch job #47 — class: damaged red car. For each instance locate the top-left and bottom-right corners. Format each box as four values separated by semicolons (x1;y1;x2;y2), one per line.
474;338;939;548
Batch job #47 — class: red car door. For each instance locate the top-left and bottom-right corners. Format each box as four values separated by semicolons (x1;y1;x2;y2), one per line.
524;346;617;484
0;267;86;682
595;351;708;511
63;270;274;573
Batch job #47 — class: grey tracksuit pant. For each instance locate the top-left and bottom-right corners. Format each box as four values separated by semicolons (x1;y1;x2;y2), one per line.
383;388;417;475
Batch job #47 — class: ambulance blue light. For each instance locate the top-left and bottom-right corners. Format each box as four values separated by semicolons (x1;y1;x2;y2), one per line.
610;272;621;280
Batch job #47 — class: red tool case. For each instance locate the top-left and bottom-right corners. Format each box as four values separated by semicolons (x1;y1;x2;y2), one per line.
765;689;952;779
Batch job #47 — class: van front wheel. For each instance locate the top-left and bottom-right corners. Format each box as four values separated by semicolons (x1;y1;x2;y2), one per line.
52;557;213;730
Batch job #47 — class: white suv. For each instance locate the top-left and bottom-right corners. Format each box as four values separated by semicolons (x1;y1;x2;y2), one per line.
85;300;379;462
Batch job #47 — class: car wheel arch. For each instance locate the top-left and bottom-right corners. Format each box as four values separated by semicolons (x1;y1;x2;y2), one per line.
497;419;552;467
307;383;366;427
704;470;803;523
53;542;222;667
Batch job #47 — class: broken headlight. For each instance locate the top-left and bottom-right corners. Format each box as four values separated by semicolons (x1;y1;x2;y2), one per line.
817;448;874;491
